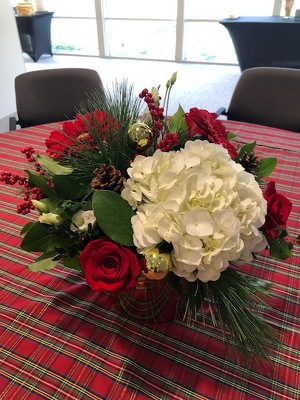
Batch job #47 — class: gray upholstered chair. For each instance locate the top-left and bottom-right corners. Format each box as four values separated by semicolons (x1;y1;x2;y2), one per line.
217;67;300;133
9;68;105;130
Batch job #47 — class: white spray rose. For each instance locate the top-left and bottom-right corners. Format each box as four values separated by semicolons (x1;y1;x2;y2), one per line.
39;213;63;227
70;210;96;232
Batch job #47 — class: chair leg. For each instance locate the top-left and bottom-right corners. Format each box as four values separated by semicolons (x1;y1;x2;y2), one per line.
9;117;17;131
215;107;227;117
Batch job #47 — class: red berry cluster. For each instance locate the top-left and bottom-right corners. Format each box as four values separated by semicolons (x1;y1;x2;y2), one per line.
17;186;43;215
0;172;27;186
0;172;43;214
157;133;179;152
21;146;44;175
139;88;164;135
0;146;46;215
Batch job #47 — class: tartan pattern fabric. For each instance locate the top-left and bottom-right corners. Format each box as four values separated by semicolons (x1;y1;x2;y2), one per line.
0;121;299;400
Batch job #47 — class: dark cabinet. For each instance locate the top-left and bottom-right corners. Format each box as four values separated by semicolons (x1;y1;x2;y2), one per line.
15;12;54;62
220;16;300;71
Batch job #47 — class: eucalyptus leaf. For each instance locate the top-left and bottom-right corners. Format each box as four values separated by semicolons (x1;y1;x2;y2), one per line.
92;190;135;246
37;154;73;175
28;251;60;272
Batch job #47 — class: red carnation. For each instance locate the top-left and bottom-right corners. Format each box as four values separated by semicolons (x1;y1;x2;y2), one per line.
81;110;119;140
184;108;238;158
45;111;119;159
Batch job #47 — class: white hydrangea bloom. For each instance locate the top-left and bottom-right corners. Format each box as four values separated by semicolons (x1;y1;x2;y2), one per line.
121;140;267;283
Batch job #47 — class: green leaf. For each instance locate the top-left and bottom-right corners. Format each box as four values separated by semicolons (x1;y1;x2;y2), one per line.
234;142;256;161
168;104;186;133
277;226;289;239
28;251;60;272
53;173;91;200
21;222;55;252
25;170;56;198
92;190;135;246
268;238;293;260
37;154;73;175
227;131;237;140
256;158;277;179
63;256;82;271
21;222;35;236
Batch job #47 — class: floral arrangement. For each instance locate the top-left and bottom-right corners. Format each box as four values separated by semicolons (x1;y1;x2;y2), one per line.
1;73;294;360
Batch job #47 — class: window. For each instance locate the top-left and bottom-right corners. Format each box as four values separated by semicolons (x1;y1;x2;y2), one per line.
101;0;177;60
182;0;275;63
49;1;293;64
49;0;98;55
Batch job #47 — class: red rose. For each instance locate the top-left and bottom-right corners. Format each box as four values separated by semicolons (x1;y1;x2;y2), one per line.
261;181;292;240
184;108;238;158
79;238;141;292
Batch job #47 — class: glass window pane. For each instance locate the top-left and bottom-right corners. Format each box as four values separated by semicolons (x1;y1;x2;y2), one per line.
48;0;96;18
238;0;277;16
51;19;98;55
184;0;275;19
183;22;238;64
105;21;176;60
102;0;177;19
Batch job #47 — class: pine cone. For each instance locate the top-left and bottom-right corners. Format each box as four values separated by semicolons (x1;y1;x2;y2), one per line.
239;152;260;175
91;164;125;194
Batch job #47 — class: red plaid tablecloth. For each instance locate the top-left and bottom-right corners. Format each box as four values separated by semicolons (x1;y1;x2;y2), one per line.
0;121;299;400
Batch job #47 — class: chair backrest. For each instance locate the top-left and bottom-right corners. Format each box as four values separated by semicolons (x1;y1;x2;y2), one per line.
15;68;105;128
227;67;300;133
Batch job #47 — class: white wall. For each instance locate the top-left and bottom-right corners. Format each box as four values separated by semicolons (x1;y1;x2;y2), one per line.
0;0;25;120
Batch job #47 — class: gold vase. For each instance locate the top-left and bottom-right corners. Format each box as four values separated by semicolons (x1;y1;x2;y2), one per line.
116;276;183;322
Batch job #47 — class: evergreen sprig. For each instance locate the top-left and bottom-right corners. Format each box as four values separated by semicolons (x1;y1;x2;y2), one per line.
167;268;279;361
60;80;144;180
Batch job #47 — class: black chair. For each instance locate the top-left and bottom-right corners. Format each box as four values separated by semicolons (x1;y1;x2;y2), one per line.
9;68;105;130
217;67;300;133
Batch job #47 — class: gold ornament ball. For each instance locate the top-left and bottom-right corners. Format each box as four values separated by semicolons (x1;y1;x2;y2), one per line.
143;269;169;280
128;123;153;151
144;248;171;273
